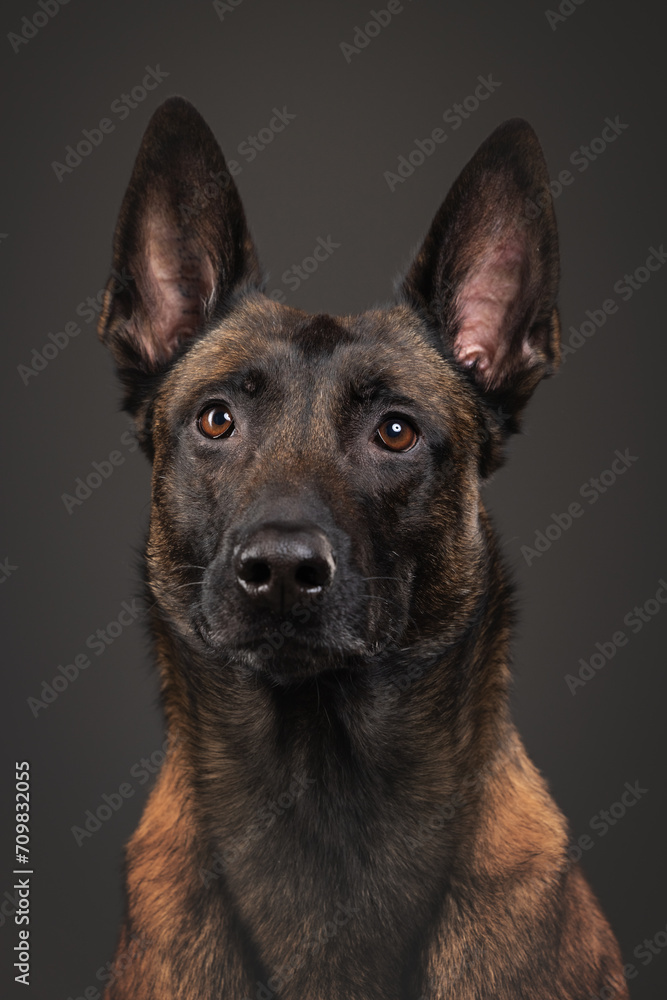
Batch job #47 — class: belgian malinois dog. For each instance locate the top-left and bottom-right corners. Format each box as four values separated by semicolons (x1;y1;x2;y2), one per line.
98;97;628;999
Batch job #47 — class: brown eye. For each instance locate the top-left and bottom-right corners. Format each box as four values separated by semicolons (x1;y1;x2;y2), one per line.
376;416;418;452
199;405;234;439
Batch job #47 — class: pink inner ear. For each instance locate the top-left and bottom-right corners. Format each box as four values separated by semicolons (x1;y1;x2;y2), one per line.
454;240;525;379
139;215;215;365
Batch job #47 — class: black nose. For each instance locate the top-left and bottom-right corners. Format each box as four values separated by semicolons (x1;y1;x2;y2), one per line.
234;525;336;612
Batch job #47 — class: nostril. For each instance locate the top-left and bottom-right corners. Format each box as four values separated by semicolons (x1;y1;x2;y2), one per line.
238;559;272;587
234;525;336;607
294;560;330;591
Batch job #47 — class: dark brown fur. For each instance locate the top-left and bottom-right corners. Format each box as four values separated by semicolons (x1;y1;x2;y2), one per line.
97;98;628;999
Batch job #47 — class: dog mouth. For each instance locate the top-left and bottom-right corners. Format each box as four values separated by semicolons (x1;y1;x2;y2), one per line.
194;606;381;679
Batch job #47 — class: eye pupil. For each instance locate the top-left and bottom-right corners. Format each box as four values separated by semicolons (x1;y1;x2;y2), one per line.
376;416;418;452
199;405;234;438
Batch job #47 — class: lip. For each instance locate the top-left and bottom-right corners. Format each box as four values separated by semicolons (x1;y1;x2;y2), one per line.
196;609;318;649
196;609;372;664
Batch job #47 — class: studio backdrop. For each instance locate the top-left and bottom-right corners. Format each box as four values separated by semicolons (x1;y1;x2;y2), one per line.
0;1;665;998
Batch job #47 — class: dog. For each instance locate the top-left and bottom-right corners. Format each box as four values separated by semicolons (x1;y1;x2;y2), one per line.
97;97;628;999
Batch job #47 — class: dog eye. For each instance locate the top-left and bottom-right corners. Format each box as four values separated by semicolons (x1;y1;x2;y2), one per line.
375;416;418;452
199;405;235;439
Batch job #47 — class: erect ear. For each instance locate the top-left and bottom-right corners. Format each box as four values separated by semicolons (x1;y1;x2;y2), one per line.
401;118;560;437
98;96;261;384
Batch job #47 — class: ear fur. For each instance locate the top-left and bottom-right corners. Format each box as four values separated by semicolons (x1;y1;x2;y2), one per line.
98;96;261;392
401;119;560;467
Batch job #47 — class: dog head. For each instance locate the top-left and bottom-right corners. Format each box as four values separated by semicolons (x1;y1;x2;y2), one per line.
99;98;559;681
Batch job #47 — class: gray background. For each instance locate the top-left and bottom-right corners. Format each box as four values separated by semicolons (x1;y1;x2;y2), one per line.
0;0;665;997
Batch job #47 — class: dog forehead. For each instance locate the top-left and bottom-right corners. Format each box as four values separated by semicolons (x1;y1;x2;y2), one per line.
159;295;469;417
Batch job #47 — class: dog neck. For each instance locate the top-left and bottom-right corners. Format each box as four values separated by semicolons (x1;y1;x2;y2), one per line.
162;598;514;833
123;593;566;999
